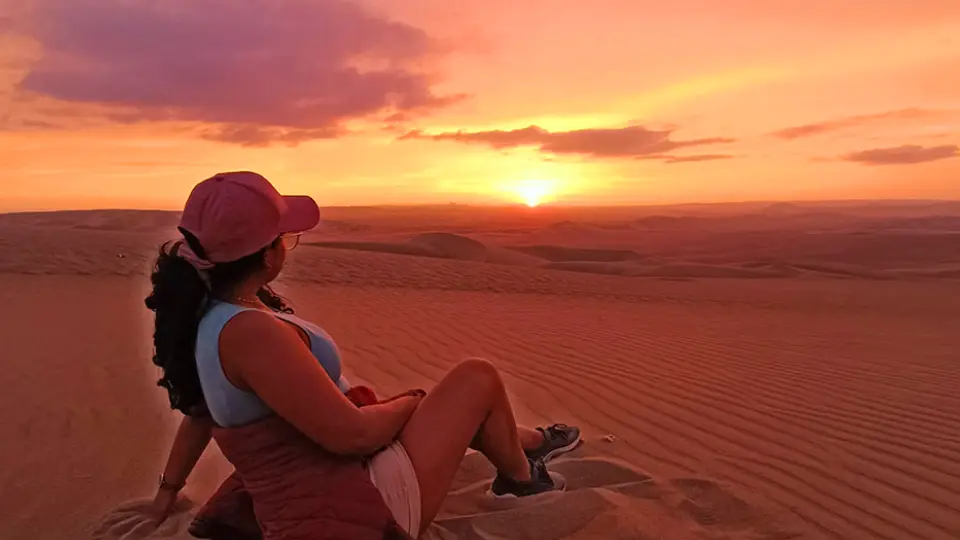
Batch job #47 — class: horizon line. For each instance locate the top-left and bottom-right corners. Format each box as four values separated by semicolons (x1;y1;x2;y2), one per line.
2;196;960;215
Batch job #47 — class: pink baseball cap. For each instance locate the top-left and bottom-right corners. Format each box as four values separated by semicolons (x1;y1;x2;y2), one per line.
177;171;320;265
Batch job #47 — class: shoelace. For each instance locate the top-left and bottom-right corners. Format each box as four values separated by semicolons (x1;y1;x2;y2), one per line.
543;424;569;440
528;456;551;482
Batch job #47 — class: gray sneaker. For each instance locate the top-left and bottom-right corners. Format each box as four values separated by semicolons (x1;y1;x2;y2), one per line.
489;457;564;499
524;424;582;462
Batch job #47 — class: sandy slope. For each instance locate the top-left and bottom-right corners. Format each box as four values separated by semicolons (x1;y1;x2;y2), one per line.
2;209;960;540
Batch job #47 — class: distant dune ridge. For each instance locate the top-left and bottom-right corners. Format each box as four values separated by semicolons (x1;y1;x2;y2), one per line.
0;210;180;232
511;245;644;263
297;201;960;280
2;203;960;280
3;203;960;539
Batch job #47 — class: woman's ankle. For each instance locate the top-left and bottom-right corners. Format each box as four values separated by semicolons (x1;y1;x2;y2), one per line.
519;426;546;451
505;457;533;482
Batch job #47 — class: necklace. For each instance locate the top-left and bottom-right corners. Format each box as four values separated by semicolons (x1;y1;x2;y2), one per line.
233;296;264;308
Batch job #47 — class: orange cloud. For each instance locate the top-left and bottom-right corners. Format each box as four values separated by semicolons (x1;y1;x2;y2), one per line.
663;154;735;164
772;109;953;139
400;125;734;161
842;144;959;165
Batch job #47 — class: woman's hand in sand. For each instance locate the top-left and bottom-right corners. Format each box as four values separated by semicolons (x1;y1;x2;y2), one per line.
147;487;179;524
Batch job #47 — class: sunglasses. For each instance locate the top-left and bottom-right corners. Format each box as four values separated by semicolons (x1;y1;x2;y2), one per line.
280;233;302;251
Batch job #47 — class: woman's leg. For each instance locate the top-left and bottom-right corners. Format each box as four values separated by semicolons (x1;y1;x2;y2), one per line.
471;425;544;451
397;358;538;533
519;426;546;449
499;424;583;462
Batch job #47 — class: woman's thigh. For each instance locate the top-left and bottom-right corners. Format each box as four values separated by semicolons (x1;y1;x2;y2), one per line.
398;359;499;533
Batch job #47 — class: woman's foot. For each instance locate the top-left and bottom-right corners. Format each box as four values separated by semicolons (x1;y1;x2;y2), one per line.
524;424;582;462
489;457;564;499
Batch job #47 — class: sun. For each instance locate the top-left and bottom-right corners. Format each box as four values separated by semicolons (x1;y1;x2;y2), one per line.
514;179;554;207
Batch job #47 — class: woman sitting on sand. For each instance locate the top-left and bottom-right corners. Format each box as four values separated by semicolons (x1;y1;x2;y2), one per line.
144;171;581;538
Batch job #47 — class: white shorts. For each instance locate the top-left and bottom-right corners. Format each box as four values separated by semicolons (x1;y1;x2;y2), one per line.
366;441;422;536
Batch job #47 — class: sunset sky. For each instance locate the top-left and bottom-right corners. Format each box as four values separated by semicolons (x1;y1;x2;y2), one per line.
1;0;959;210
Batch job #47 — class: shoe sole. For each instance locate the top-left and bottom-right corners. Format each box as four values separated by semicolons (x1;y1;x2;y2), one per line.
487;472;567;500
539;434;583;462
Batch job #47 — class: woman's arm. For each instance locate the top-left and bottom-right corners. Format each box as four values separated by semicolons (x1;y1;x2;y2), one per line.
149;414;214;522
220;310;420;456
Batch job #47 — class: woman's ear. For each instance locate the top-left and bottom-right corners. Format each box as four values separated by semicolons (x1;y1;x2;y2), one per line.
262;240;284;275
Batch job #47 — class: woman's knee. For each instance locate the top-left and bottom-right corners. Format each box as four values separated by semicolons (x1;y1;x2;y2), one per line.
450;357;502;392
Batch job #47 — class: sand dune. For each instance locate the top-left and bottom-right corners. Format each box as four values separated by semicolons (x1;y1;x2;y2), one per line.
4;207;960;540
91;443;808;540
304;237;953;281
309;240;442;258
0;210;180;232
410;232;490;261
3;206;959;280
900;265;960;279
311;233;545;268
508;245;643;263
429;446;807;540
309;237;801;279
545;261;791;279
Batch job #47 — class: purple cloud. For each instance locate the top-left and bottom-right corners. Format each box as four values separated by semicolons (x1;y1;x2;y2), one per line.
842;144;959;165
772;109;950;140
400;125;734;159
10;0;461;145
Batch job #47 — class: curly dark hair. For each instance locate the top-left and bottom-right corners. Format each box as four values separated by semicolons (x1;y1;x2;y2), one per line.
144;232;292;415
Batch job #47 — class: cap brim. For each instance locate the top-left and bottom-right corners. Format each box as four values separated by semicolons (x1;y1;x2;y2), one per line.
278;195;321;234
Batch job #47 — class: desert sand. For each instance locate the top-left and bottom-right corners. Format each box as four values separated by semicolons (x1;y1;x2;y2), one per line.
2;202;960;540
